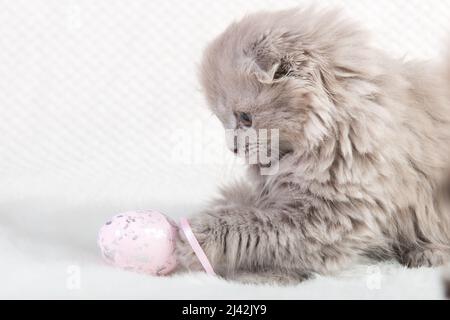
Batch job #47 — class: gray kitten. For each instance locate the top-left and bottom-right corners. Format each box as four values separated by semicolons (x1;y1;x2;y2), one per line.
176;7;450;284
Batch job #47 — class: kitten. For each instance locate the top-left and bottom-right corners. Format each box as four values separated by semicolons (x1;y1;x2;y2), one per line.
176;7;450;284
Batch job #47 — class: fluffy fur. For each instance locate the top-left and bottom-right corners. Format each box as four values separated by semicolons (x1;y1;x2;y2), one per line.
176;7;450;284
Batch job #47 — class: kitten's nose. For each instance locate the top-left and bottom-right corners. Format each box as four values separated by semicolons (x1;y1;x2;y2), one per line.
233;147;238;154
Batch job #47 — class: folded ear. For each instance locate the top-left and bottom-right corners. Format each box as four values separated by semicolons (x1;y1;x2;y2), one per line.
247;35;292;83
254;58;292;83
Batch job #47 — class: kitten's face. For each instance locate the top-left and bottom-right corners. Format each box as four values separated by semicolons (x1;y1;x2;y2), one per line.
207;74;304;168
199;28;315;166
199;9;366;167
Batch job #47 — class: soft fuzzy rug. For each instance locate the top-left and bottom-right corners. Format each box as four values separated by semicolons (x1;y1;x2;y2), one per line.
0;176;447;300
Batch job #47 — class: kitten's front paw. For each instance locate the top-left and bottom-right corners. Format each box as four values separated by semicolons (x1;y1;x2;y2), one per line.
175;226;204;272
175;212;229;277
175;214;216;273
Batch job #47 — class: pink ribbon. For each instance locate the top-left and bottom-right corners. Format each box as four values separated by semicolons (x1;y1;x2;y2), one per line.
179;218;216;276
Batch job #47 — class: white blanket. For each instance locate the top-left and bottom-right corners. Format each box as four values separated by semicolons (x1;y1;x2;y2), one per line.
1;175;447;299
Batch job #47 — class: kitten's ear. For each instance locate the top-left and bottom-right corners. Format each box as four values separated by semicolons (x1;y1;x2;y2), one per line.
248;35;292;83
254;57;291;84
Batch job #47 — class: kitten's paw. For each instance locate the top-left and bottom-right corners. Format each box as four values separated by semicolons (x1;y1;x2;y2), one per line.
400;248;450;268
175;215;213;273
175;227;203;272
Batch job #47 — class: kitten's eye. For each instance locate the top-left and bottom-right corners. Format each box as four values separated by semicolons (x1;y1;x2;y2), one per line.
238;112;252;127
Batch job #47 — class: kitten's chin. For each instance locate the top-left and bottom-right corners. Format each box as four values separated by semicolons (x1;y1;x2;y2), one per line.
232;149;293;165
257;149;294;169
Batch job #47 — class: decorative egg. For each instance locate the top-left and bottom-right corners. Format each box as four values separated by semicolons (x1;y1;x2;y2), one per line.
98;210;178;275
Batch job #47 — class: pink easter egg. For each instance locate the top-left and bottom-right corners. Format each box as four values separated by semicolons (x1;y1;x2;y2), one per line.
97;210;178;275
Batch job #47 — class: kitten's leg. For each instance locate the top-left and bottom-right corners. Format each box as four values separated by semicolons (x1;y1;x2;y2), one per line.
176;202;379;283
176;227;309;284
397;186;450;268
398;245;450;268
175;209;310;283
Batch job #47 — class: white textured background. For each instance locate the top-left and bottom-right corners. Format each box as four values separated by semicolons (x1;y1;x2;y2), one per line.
1;0;450;299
